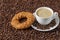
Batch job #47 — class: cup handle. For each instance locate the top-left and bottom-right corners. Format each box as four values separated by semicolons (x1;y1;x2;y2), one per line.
31;12;59;31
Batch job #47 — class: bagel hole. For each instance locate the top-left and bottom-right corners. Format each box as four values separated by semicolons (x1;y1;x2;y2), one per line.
19;17;27;23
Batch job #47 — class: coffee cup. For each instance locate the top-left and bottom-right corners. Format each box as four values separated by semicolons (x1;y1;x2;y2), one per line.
31;7;59;31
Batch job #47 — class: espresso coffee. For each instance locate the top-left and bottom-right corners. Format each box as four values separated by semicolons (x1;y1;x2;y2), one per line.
37;8;52;18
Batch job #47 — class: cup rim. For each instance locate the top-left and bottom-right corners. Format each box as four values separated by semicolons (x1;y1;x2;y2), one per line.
35;7;53;19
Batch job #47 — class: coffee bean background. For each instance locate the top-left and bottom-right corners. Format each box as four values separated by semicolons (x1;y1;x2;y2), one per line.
0;0;60;40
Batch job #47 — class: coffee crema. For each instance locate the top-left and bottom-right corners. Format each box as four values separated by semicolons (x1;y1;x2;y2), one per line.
37;8;52;18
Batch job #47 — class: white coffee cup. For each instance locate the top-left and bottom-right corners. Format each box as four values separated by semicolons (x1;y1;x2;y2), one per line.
31;7;59;31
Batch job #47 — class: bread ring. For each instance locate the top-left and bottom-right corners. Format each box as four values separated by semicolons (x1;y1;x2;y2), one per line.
11;12;35;29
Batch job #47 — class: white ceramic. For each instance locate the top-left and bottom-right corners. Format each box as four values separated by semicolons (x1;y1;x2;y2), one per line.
31;7;59;31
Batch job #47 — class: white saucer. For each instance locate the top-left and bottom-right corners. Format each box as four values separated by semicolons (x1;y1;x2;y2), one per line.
31;16;59;31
